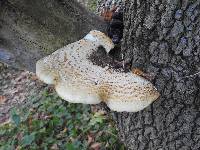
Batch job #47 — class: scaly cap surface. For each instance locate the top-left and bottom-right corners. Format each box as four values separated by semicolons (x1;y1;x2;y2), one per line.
36;30;160;112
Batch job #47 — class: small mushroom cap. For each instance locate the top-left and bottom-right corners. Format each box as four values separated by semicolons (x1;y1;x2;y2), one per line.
36;30;160;112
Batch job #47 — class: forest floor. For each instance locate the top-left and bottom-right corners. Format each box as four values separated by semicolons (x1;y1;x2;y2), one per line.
0;63;45;124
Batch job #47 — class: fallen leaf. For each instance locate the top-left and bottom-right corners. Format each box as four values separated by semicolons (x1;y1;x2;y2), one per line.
31;75;38;81
51;144;59;150
90;142;101;150
87;134;94;145
61;127;67;133
16;132;23;141
28;116;32;131
0;118;11;126
16;145;21;150
0;95;7;104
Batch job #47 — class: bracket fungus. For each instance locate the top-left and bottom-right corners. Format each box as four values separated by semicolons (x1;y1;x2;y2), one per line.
36;30;160;112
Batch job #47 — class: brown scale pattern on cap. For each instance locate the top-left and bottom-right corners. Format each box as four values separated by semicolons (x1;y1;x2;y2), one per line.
36;30;160;112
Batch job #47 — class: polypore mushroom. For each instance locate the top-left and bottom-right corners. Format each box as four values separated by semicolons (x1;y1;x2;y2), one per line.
36;30;160;112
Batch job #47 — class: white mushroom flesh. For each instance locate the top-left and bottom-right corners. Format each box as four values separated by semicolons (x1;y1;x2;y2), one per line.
36;30;160;112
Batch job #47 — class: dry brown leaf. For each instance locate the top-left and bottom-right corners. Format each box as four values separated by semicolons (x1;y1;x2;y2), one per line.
28;116;33;131
90;142;101;150
87;134;94;145
0;95;7;104
0;118;11;127
15;145;21;150
50;144;59;150
31;75;38;81
16;132;23;141
61;127;67;133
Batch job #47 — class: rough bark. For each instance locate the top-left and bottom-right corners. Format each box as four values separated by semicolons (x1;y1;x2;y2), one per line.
1;0;200;149
114;0;200;149
0;0;106;71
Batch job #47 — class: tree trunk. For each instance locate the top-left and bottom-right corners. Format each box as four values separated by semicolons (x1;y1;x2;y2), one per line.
1;0;200;149
114;0;200;149
0;0;106;71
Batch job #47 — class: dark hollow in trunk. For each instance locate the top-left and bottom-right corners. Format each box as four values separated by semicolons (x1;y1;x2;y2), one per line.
114;0;200;149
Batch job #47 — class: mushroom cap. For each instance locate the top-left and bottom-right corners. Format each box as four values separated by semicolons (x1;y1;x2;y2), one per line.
36;30;160;112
